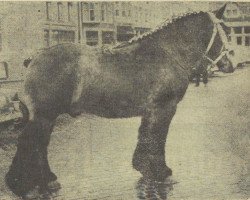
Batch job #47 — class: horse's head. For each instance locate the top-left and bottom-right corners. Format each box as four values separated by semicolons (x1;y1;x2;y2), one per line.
204;4;235;74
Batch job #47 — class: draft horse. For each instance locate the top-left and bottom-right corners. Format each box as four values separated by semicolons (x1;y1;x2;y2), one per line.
6;5;234;198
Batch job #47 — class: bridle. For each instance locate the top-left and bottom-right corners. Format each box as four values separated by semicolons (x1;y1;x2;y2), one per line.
203;12;231;67
191;12;232;85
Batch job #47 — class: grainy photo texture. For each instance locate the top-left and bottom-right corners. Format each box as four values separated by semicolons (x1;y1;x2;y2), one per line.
0;1;249;199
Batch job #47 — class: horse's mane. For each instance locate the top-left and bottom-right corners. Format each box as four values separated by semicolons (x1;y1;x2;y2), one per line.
132;11;207;43
111;10;207;51
102;11;210;56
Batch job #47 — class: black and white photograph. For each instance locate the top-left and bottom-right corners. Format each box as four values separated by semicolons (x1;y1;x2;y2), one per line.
0;1;249;199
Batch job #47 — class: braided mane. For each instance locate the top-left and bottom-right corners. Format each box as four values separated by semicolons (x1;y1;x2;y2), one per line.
113;10;207;50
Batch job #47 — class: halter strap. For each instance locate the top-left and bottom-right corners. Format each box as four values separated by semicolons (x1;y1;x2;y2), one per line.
205;24;218;54
203;12;230;65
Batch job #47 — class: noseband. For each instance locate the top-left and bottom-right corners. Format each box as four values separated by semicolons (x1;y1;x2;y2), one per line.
203;12;230;66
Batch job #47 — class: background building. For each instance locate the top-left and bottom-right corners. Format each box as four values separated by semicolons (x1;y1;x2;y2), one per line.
81;2;116;46
0;1;78;80
80;2;167;45
222;2;250;47
1;1;228;82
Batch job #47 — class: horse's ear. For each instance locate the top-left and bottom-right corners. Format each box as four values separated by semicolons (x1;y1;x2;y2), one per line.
213;3;227;19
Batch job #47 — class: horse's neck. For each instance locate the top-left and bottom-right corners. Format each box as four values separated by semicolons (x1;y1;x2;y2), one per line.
139;13;213;72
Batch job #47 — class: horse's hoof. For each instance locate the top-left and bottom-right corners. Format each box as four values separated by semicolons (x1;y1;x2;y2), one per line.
23;186;40;200
144;165;172;182
132;153;172;182
47;180;61;192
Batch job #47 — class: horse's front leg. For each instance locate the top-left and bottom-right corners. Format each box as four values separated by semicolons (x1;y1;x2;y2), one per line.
5;115;58;198
133;99;177;181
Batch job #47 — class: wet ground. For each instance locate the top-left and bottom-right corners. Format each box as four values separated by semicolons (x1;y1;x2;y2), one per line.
0;67;249;200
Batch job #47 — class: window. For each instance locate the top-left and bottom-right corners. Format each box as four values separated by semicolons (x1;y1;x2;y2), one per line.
237;37;242;45
90;10;95;21
0;34;2;51
68;2;73;22
86;31;98;46
101;10;105;21
245;36;250;46
44;30;50;47
82;3;89;21
232;9;237;15
101;3;105;21
52;30;59;45
245;26;250;34
0;62;8;80
46;2;51;20
57;2;63;21
89;3;95;21
116;10;119;16
67;31;75;42
128;10;131;17
102;31;114;44
50;30;75;45
122;10;126;17
226;10;232;16
234;27;242;34
58;30;75;43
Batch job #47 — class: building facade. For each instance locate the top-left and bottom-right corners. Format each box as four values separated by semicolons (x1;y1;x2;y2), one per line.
79;1;167;46
223;2;250;47
80;2;116;46
43;2;79;47
0;2;79;80
0;1;212;81
0;1;169;80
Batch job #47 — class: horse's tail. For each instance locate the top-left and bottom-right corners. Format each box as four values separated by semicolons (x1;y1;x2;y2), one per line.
12;93;33;126
18;99;29;125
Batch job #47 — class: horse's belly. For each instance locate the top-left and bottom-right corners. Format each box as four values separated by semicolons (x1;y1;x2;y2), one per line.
69;94;142;118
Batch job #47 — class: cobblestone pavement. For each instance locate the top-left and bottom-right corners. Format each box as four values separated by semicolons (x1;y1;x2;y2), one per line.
0;67;249;200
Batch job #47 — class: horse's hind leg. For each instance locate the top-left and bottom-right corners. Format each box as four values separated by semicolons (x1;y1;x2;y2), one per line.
5;115;57;197
133;99;177;181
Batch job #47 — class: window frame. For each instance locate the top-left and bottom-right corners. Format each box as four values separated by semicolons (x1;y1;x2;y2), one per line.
57;2;63;22
46;2;51;20
67;2;73;22
89;3;95;21
236;36;242;45
0;62;9;80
